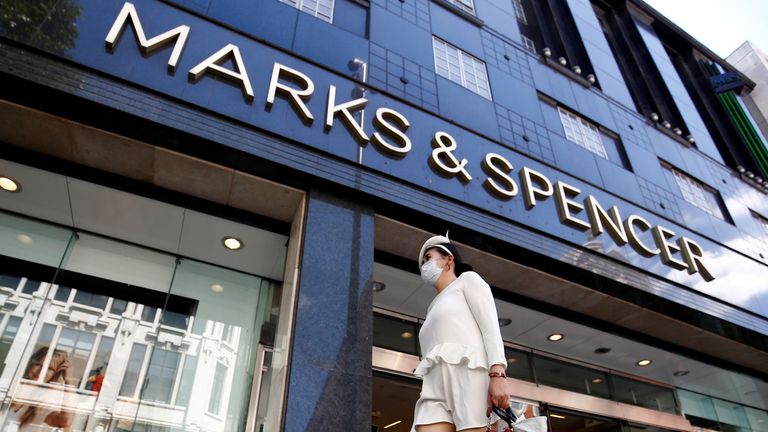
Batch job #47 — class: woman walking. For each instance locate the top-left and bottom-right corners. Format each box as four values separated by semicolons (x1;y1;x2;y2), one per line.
411;234;509;432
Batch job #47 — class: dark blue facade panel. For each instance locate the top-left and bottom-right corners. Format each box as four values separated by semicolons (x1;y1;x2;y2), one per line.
435;78;500;140
1;0;768;319
369;4;434;69
429;3;484;56
292;11;369;73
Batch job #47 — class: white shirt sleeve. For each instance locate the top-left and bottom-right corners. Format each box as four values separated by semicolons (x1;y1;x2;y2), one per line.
461;272;508;369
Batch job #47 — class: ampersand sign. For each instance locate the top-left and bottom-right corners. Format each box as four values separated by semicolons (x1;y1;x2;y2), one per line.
430;131;473;183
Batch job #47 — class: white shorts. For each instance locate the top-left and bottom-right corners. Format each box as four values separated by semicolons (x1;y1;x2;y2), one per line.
411;362;490;431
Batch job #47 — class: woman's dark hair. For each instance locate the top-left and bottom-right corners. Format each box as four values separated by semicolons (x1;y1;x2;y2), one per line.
431;243;473;276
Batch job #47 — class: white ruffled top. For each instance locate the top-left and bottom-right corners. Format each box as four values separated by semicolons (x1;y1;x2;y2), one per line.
414;271;507;377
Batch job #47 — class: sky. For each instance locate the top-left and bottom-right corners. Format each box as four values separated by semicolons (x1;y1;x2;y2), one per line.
642;0;768;59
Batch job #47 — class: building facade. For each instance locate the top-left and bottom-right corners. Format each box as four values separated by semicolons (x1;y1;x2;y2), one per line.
0;0;766;431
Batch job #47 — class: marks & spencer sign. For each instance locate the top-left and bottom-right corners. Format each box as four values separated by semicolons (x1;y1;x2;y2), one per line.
103;2;715;280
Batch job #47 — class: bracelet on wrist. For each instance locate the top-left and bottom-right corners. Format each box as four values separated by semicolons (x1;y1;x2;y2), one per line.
488;371;507;378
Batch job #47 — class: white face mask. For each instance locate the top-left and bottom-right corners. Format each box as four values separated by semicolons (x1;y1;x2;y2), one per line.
420;258;444;286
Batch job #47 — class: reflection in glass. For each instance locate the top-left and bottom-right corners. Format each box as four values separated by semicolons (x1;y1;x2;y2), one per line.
0;210;285;432
119;344;148;398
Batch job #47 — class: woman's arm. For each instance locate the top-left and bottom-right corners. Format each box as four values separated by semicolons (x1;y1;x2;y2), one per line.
462;272;507;369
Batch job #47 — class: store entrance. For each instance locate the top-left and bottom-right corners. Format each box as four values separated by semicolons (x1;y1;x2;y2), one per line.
371;372;420;432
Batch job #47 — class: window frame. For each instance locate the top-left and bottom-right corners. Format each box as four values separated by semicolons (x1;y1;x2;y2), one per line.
432;36;492;100
447;0;476;15
557;106;610;159
279;0;334;23
512;0;527;24
664;164;730;221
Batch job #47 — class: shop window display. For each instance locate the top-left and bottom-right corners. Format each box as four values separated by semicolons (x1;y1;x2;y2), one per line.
0;210;285;432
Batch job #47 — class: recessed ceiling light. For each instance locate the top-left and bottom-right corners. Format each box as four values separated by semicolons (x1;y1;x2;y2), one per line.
673;370;689;377
637;359;652;366
591;377;603;384
372;281;386;292
498;318;512;327
550;414;566;419
507;357;517;364
222;236;243;250
400;331;413;339
0;176;21;193
593;347;611;354
16;234;33;245
547;334;564;342
210;284;224;293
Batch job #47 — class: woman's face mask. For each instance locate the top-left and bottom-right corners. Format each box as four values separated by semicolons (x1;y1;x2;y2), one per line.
420;257;444;286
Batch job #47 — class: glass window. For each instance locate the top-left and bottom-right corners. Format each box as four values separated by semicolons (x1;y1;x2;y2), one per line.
558;107;609;159
532;354;611;398
20;278;40;295
120;343;148;397
504;346;533;382
546;408;621;432
447;0;475;15
0;201;290;432
433;37;492;100
54;328;97;387
612;374;678;414
53;286;72;302
512;0;526;24
0;316;21;375
0;274;21;290
373;313;420;355
175;354;198;407
110;298;128;315
73;290;109;310
280;0;334;23
142;347;181;403
667;166;729;221
208;362;227;415
521;35;536;54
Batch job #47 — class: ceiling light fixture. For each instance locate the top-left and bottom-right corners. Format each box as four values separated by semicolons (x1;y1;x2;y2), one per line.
550;414;566;419
210;284;224;293
400;331;413;339
649;113;659;122
636;359;652;366
593;347;611;354
222;236;243;250
372;281;386;292
547;334;564;342
591;378;604;384
586;74;596;84
0;176;21;193
16;234;33;245
383;420;402;429
498;318;512;327
673;370;689;377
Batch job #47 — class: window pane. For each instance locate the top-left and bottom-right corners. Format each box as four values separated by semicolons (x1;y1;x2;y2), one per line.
0;316;21;375
55;328;96;387
533;355;611;398
208;362;227;415
119;344;147;397
373;313;420;355
0;275;22;290
504;347;533;382
142;348;180;403
612;375;677;414
73;290;109;309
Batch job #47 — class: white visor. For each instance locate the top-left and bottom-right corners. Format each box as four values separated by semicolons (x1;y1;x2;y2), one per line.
418;235;452;268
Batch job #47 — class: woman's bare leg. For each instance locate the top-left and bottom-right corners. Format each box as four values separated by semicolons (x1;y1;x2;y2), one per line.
416;422;455;432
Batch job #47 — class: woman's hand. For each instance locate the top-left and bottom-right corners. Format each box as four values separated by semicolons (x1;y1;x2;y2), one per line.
488;364;509;409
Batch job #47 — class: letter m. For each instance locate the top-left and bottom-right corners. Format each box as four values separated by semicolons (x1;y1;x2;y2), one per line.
105;2;190;73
